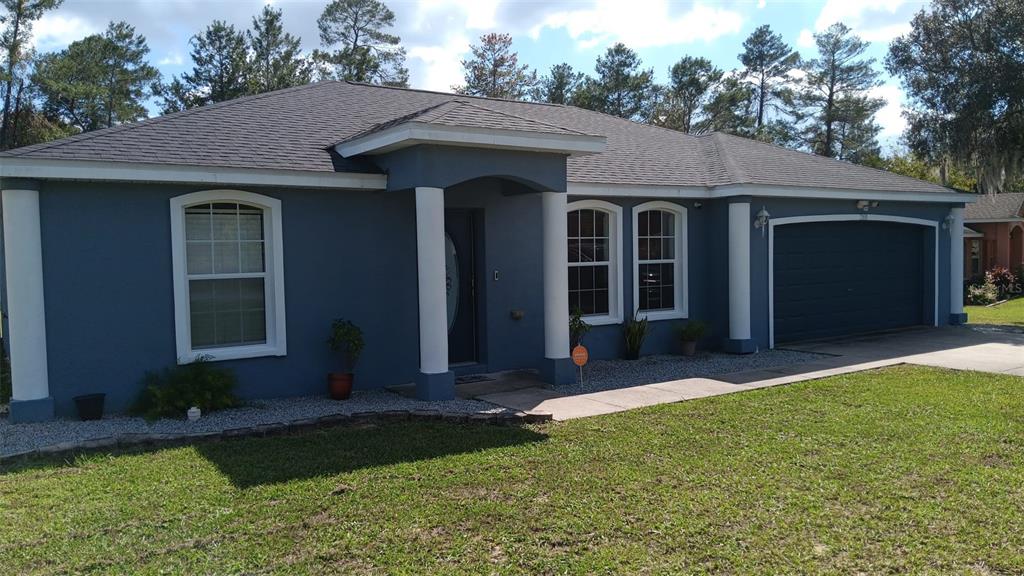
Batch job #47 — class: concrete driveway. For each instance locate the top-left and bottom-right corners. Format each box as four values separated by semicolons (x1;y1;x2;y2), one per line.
476;326;1024;420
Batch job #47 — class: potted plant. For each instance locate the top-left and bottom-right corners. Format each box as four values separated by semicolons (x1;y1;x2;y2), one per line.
569;307;592;351
73;393;106;421
677;320;707;357
622;309;649;360
327;319;364;400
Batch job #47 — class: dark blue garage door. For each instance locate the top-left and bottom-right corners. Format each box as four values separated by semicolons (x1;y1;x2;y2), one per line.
774;221;926;343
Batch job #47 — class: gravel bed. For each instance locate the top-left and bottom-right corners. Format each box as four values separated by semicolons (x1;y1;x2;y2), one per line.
555;349;829;394
0;391;508;458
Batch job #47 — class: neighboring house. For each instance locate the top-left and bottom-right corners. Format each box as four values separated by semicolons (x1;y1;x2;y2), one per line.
0;82;973;422
962;192;1024;278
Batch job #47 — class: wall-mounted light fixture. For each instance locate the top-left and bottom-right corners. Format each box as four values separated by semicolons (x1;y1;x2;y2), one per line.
856;200;881;212
693;201;703;209
942;213;955;230
753;206;770;236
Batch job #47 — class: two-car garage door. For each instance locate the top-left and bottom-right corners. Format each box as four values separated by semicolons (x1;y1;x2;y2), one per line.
773;220;929;344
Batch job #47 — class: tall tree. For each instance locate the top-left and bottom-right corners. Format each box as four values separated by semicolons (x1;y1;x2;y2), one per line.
247;5;310;94
316;0;408;86
575;43;655;121
655;56;722;132
739;24;799;133
887;0;1024;193
531;62;583;104
455;33;536;99
0;0;63;148
34;21;159;131
698;74;757;135
180;20;249;107
794;23;883;161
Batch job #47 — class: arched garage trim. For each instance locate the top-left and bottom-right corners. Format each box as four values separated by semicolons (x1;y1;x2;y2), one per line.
767;214;939;348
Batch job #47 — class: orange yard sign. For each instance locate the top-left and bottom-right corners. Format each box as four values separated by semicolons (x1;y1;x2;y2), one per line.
571;345;589;367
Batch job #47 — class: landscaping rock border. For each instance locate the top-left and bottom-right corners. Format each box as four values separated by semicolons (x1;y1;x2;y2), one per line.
0;407;552;463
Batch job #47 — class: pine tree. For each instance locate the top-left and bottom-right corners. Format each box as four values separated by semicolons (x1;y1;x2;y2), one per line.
182;20;250;106
794;23;883;161
0;0;63;148
575;43;655;121
316;0;408;86
247;5;310;93
655;56;722;133
532;63;584;104
455;33;536;99
738;24;799;133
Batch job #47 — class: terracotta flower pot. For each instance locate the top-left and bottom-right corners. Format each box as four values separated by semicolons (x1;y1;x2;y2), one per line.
681;340;698;357
327;373;353;400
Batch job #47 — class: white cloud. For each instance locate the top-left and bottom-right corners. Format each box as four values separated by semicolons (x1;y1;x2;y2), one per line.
757;0;767;8
871;83;908;146
31;13;98;51
413;0;500;31
529;1;743;49
158;53;184;66
812;0;910;43
797;28;815;49
407;32;471;92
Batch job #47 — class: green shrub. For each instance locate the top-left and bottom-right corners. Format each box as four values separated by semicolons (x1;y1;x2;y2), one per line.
132;357;239;420
677;320;707;342
1;345;11;406
569;307;592;350
967;281;999;305
328;319;364;372
622;309;649;360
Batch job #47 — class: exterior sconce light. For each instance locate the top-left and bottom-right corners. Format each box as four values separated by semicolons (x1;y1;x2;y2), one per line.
753;206;770;236
856;200;880;212
943;213;955;230
693;201;703;209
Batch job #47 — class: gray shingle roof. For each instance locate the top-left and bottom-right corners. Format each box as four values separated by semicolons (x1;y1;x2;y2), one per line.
964;192;1024;220
0;81;955;194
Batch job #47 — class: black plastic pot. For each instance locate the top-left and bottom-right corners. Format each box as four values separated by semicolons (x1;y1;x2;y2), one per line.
73;393;105;421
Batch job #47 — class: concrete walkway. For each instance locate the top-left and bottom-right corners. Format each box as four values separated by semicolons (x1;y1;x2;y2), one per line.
477;326;1024;421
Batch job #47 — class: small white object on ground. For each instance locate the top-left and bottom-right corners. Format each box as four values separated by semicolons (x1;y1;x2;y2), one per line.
187;407;201;421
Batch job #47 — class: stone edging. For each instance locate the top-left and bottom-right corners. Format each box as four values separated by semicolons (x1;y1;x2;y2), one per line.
0;408;553;464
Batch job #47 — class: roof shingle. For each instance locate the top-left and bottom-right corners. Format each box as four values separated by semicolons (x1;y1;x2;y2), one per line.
963;192;1024;220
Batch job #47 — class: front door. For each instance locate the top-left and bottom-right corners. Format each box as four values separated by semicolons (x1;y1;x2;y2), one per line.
446;210;480;364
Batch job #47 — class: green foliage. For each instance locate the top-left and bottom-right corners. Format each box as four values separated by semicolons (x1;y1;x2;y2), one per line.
33;21;159;132
131;357;239;420
184;20;250;105
887;0;1024;193
699;74;757;136
985;266;1019;299
455;33;536;99
967;281;999;306
0;0;64;149
247;5;311;94
569;307;591;350
622;309;649;359
653;56;722;133
794;23;883;162
1;344;11;406
861;152;978;192
328;319;365;372
739;24;800;133
573;43;656;122
532;63;584;105
315;0;408;87
677;320;707;342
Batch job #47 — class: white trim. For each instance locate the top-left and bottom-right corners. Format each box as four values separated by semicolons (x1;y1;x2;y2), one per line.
0;157;387;190
542;191;571;359
567;182;972;204
964;218;1024;224
566;199;623;325
949;208;965;316
767;214;940;349
631;201;688;321
414;187;449;375
728;202;752;341
1;188;49;401
335;123;606;158
963;225;983;238
170;189;287;363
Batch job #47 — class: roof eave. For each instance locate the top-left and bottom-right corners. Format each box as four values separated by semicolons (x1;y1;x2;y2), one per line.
334;122;607;158
567;182;974;204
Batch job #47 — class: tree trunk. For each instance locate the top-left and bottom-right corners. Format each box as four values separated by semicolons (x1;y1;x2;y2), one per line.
1;8;23;150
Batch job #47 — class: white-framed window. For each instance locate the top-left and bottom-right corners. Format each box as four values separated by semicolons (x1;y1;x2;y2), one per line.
632;201;688;321
969;238;982;277
567;199;623;325
170;190;287;363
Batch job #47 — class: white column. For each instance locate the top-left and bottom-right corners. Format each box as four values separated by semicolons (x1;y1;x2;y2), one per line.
414;187;448;375
950;207;965;316
2;188;49;402
542;191;570;359
728;202;751;341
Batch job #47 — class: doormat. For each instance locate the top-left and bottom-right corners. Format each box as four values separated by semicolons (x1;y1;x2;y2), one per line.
456;374;495;384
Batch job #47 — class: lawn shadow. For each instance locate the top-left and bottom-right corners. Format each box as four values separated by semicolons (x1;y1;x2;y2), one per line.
195;420;548;488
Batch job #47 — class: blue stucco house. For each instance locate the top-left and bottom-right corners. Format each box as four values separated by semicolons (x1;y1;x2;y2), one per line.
0;81;973;422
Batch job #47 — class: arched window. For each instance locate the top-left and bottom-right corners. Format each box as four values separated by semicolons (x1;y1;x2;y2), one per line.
567;200;623;325
633;201;687;320
170;190;287;362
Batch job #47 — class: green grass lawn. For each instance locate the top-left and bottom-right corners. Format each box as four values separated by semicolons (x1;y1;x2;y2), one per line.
3;365;1024;574
967;297;1024;327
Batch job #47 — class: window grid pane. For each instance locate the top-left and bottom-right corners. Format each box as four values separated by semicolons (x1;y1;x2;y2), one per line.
637;210;677;312
568;208;613;316
184;202;269;349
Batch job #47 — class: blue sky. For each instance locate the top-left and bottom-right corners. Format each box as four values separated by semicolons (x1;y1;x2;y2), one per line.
31;0;930;148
